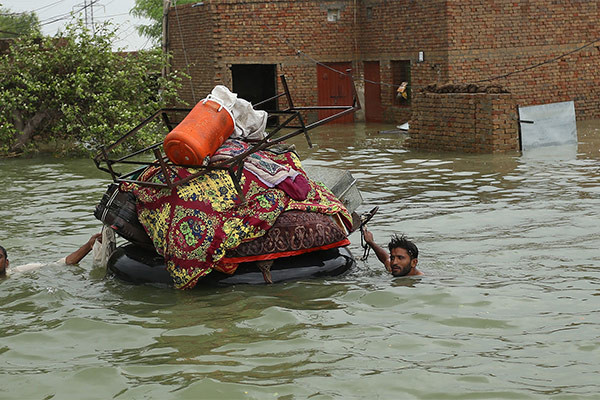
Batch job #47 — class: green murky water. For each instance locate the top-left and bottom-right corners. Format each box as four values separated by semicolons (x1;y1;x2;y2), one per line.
1;121;599;399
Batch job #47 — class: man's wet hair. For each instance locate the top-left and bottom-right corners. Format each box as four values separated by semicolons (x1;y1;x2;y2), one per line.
0;245;6;259
388;234;418;259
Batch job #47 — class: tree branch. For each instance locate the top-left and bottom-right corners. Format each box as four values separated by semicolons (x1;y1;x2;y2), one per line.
9;110;50;153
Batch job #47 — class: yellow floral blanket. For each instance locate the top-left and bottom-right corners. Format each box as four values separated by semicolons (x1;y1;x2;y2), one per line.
121;149;351;289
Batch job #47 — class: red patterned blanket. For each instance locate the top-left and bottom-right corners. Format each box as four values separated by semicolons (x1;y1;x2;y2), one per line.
121;146;351;289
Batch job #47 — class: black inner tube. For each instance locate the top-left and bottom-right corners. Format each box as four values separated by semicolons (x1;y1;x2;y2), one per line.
107;243;355;287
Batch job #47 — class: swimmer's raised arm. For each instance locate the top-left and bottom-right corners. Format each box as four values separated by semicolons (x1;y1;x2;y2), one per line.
65;233;102;265
363;226;391;273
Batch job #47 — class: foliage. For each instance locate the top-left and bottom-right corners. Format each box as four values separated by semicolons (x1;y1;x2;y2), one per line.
0;20;183;156
0;6;40;38
131;0;198;45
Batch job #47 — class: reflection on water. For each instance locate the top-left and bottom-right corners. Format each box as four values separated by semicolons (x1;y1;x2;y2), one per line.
1;121;600;399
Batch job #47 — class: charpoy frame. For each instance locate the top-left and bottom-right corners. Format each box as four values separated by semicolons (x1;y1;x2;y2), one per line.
93;75;360;202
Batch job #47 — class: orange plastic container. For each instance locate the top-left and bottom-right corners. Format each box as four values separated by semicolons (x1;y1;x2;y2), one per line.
164;99;235;165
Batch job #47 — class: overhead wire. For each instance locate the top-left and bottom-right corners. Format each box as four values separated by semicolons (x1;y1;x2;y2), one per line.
38;2;84;24
139;35;154;50
39;0;102;27
475;36;600;83
257;15;600;90
1;0;65;15
34;0;67;13
113;23;137;42
113;23;152;50
3;1;149;50
1;1;64;36
93;12;130;20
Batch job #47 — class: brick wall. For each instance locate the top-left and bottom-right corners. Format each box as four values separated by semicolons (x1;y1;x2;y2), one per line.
357;0;449;119
168;4;217;104
168;0;600;125
168;0;358;111
408;89;519;153
446;0;600;119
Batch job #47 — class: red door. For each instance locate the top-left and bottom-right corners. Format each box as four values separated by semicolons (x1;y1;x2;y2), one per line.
364;61;383;122
317;62;354;123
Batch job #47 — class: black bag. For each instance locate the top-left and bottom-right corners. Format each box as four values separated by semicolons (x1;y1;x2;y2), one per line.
94;183;154;249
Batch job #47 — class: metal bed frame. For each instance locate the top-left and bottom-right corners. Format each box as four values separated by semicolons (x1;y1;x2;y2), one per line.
93;75;360;202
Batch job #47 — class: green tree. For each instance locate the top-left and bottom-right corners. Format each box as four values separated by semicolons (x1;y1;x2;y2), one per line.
0;6;40;38
0;20;183;156
131;0;197;44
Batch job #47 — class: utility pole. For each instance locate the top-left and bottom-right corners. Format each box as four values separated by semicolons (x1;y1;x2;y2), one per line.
83;0;88;28
90;0;95;35
77;0;99;35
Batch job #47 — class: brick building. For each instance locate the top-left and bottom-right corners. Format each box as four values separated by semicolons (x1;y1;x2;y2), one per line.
167;0;600;128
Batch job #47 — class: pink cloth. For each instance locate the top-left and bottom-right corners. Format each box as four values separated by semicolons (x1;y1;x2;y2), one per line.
277;174;311;201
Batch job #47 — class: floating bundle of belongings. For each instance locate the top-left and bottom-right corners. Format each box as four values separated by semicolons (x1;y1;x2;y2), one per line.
95;83;360;289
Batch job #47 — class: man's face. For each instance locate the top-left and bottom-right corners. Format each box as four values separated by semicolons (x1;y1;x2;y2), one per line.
0;251;8;275
390;247;416;277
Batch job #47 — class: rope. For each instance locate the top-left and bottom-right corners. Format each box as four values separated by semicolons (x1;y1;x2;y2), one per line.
261;21;600;89
360;225;371;261
167;4;600;98
357;206;379;261
263;26;404;89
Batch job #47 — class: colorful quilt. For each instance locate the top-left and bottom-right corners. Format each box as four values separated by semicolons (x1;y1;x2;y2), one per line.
223;210;349;263
121;147;351;289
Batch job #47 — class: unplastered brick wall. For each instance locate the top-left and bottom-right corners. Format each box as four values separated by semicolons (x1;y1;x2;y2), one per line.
168;0;357;110
408;85;519;153
167;4;216;105
167;0;600;124
357;0;450;116
446;0;600;119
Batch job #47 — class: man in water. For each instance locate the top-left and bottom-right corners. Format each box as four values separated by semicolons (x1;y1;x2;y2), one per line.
363;227;422;277
0;233;101;278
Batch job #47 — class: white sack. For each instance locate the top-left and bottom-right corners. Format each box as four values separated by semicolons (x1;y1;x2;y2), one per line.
208;85;268;141
230;97;268;141
92;225;116;268
208;85;238;110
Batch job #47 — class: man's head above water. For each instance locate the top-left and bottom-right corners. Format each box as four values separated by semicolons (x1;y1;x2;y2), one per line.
388;234;419;277
0;245;8;277
388;234;418;259
362;227;422;277
0;233;101;278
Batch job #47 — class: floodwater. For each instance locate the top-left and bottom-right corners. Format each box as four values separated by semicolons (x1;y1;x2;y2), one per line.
1;120;599;399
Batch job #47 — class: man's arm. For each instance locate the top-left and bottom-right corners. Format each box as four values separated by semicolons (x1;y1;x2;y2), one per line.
65;234;101;265
363;227;391;273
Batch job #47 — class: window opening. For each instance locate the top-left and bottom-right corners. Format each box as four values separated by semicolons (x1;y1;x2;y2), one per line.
327;8;340;22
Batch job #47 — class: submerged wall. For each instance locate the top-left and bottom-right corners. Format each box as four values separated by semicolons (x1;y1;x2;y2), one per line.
408;86;519;153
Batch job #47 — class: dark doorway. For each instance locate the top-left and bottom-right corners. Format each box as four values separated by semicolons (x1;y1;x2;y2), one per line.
364;61;383;122
231;64;277;112
317;62;354;124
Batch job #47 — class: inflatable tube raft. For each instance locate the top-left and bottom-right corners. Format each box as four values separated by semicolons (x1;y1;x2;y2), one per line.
107;243;355;286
